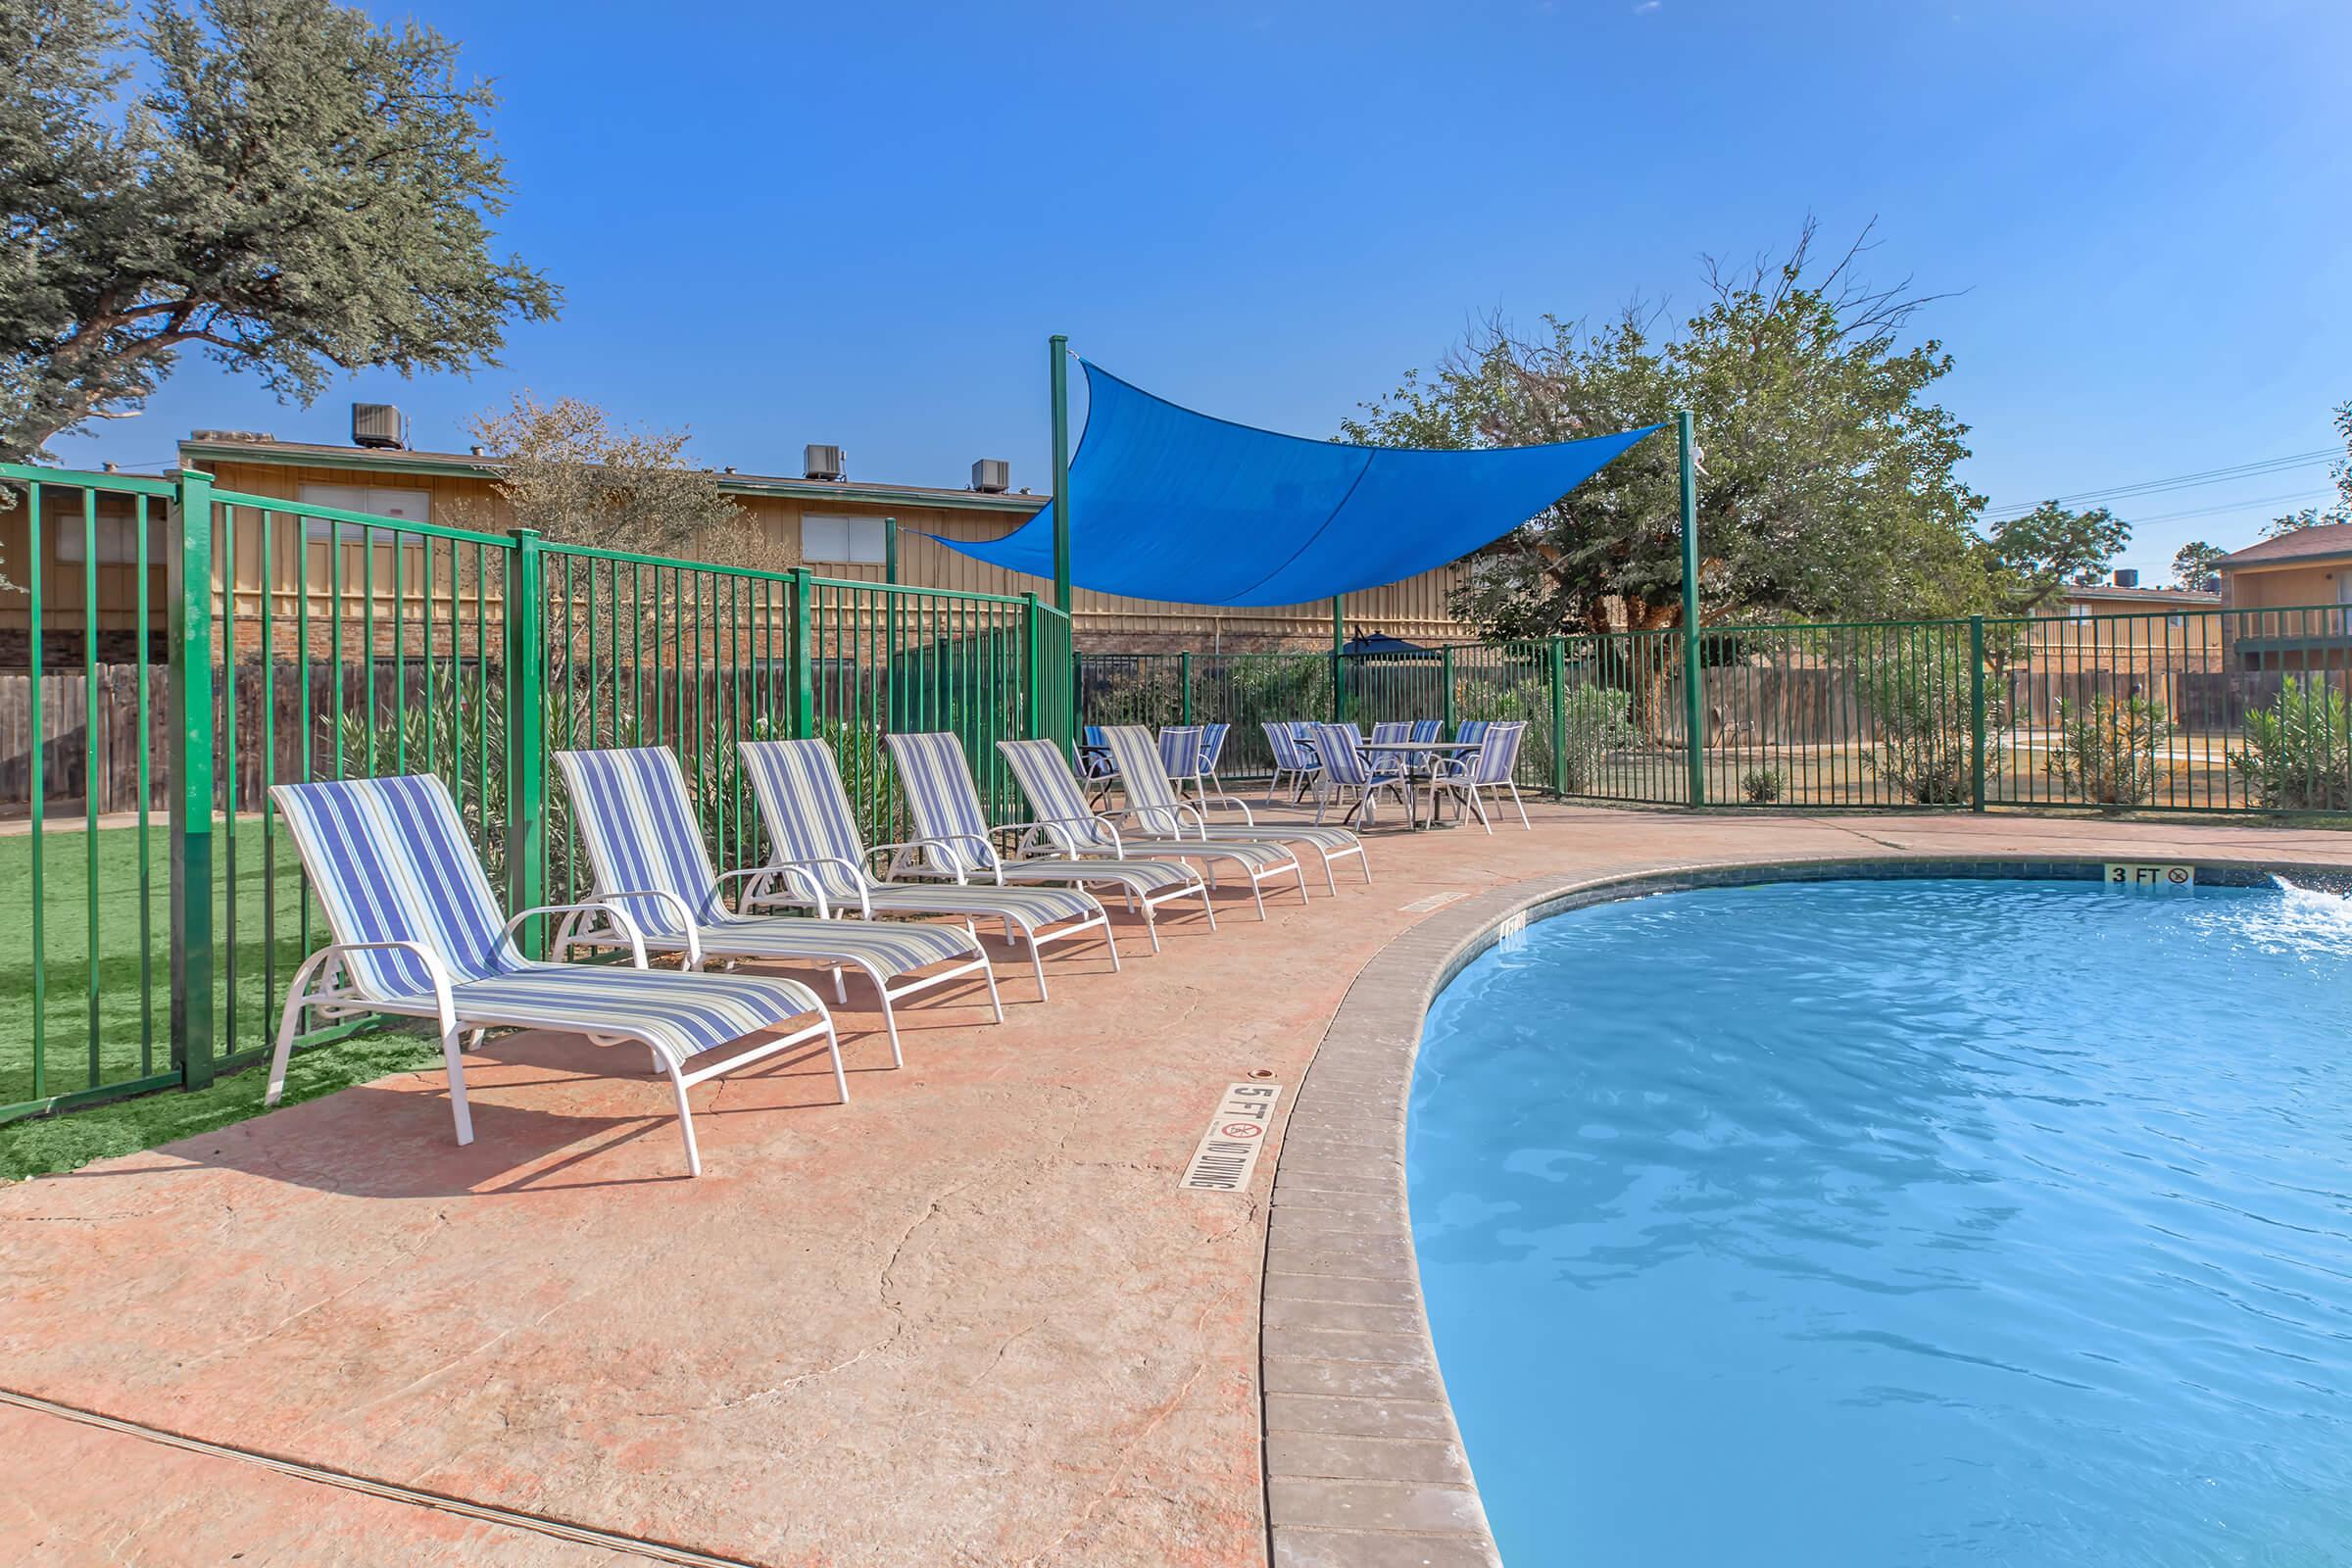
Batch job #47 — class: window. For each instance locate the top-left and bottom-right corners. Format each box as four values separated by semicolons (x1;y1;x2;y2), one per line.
801;514;887;565
299;483;430;547
52;508;165;564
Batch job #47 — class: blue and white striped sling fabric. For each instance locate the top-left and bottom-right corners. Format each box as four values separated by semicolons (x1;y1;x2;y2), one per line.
1102;725;1363;855
738;738;1101;926
886;732;1200;896
1453;719;1493;751
1468;719;1528;784
270;774;821;1069
555;746;977;975
1264;721;1315;772
998;740;1297;871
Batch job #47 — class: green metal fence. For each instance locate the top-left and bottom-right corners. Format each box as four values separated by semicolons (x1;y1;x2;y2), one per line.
1080;604;2352;815
0;463;1075;1123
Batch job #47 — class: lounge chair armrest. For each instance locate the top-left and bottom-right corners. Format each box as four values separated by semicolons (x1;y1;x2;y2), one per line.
1024;810;1124;857
307;940;459;1027
757;858;871;920
590;889;703;969
506;901;648;969
1191;792;1257;823
876;833;1003;885
707;865;808;915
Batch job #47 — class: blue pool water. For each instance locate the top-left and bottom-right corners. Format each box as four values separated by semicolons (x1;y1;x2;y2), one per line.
1409;878;2352;1568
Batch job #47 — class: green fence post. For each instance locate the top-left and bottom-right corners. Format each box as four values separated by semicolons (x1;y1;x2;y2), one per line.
1548;637;1568;798
1331;596;1348;723
1050;335;1073;614
167;468;218;1090
1023;592;1043;739
1969;614;1987;812
1442;645;1456;736
503;528;546;946
791;567;815;738
1677;410;1706;808
1180;651;1194;727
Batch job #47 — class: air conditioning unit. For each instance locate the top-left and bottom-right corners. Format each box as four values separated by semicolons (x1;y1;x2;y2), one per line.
971;459;1010;494
2114;567;2140;588
352;404;407;450
804;444;846;481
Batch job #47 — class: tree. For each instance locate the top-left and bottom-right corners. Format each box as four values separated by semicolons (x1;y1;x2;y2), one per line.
2262;505;2348;540
1;0;559;461
2171;540;2226;592
458;392;778;566
1984;502;2130;612
1340;220;1990;639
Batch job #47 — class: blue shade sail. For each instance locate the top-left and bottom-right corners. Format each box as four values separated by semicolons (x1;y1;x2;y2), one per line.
931;361;1660;608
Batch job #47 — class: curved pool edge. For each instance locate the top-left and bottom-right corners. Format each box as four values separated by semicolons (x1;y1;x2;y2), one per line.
1256;851;2352;1568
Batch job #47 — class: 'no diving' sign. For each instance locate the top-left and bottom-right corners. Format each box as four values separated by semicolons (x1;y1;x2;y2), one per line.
1180;1082;1284;1193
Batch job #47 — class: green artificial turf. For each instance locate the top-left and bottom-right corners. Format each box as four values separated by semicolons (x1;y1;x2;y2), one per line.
1;818;319;1112
0;1029;441;1181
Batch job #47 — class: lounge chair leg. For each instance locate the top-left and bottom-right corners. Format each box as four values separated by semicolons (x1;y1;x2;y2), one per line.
1103;919;1124;972
1314;847;1338;896
822;1016;849;1104
1250;873;1268;920
440;1026;475;1148
265;948;335;1107
1511;784;1531;829
980;954;1006;1021
832;965;847;1004
667;1068;702;1178
1199;884;1218;931
878;984;907;1067
1027;927;1050;1000
1144;902;1162;953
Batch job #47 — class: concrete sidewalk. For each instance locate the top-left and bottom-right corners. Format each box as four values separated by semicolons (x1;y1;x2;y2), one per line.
3;806;2345;1566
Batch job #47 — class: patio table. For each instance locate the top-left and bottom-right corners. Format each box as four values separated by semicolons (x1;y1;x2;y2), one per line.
1356;740;1482;830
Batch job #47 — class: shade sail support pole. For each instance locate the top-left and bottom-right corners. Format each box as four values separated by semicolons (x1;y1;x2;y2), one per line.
1050;334;1073;614
1331;596;1347;723
1678;410;1705;808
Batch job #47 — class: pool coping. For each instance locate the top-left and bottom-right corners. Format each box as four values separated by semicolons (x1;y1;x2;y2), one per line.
1257;851;2352;1568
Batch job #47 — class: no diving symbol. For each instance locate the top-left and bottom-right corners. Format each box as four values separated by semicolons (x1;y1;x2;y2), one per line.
1220;1122;1263;1140
2168;867;2191;885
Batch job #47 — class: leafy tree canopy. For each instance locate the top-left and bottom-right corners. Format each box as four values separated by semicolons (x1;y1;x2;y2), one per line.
1341;220;1990;635
2171;540;2226;592
1;0;559;461
459;392;780;569
1984;501;2130;612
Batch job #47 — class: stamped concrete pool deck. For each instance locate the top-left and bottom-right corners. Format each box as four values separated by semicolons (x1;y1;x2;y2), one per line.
4;805;2348;1566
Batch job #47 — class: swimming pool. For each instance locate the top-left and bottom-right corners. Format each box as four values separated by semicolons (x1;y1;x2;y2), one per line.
1409;876;2352;1567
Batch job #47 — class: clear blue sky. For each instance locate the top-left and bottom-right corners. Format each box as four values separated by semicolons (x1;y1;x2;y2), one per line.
58;0;2352;582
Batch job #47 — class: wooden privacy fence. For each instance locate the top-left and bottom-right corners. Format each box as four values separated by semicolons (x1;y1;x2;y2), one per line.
0;665;172;816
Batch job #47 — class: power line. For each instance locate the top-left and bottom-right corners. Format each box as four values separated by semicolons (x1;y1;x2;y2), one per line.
1982;448;2339;521
2114;487;2335;528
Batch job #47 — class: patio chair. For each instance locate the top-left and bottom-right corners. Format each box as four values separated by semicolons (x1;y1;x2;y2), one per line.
264;773;844;1177
885;731;1216;953
1199;722;1232;794
1306;721;1415;827
1100;724;1369;893
1159;724;1208;797
738;737;1114;1000
1431;719;1533;832
998;738;1307;919
1453;718;1492;749
554;745;1004;1068
1262;720;1321;804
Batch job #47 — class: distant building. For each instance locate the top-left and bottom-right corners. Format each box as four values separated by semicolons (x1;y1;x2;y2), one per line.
2213;523;2352;672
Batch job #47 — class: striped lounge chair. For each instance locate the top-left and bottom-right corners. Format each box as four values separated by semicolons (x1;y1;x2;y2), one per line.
555;746;1004;1067
885;731;1216;953
738;737;1114;1000
1158;725;1208;798
1430;719;1533;832
1263;720;1321;805
998;738;1306;920
1100;724;1370;894
264;773;844;1177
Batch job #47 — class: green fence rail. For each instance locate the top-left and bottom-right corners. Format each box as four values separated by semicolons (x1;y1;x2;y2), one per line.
1080;605;2352;814
0;463;1079;1123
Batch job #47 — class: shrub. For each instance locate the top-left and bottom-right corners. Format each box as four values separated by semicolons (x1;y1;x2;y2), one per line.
2230;675;2352;810
2050;695;2172;807
1740;766;1784;805
1855;635;2003;805
1560;683;1636;794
